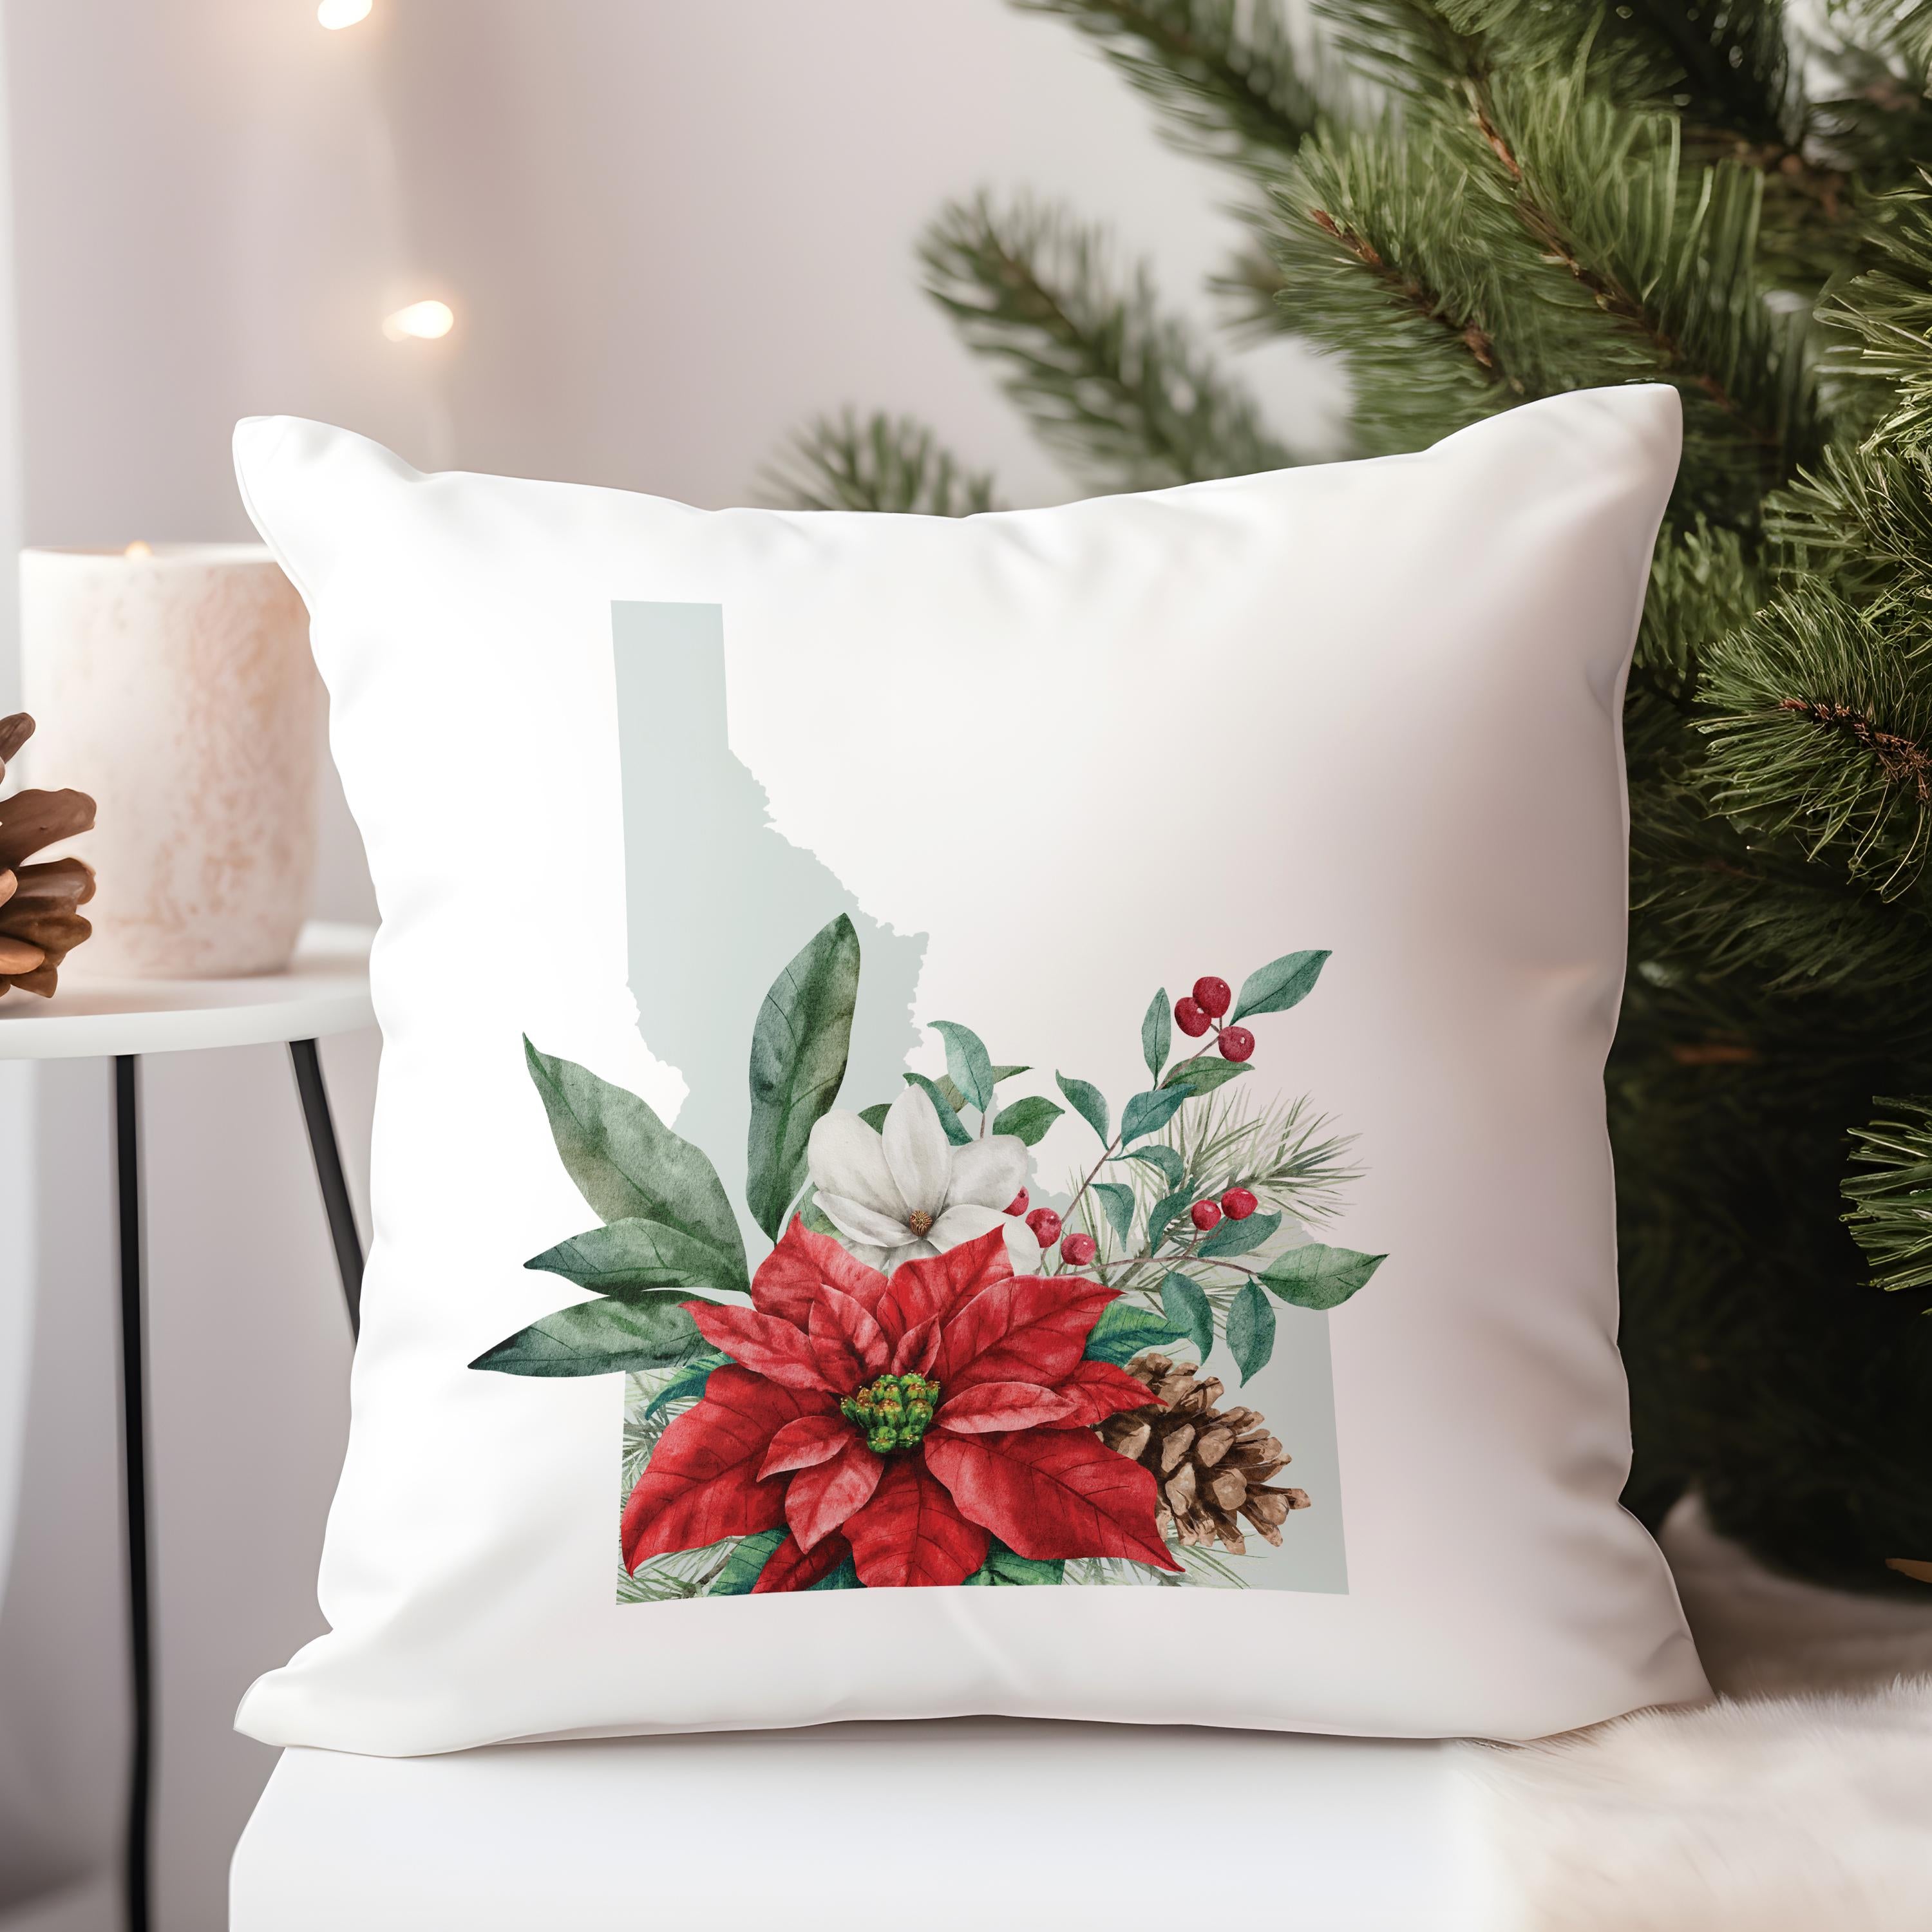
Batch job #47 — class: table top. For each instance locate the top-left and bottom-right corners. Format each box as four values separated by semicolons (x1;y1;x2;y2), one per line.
0;922;375;1060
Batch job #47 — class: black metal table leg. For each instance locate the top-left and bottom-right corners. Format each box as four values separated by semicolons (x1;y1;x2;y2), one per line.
113;1055;151;1932
290;1038;364;1338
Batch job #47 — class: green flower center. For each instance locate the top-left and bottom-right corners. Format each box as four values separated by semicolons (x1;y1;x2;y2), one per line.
841;1371;942;1455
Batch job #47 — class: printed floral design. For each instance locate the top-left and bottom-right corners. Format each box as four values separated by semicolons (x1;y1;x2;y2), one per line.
808;1084;1037;1271
472;914;1388;1599
622;1218;1173;1590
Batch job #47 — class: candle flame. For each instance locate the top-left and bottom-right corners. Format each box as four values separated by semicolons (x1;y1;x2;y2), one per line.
383;299;455;343
124;540;153;558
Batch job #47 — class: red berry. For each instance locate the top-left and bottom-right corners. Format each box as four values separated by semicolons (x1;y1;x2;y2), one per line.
1060;1231;1097;1266
1173;996;1211;1037
1221;1187;1258;1220
1027;1208;1063;1249
1189;1200;1222;1233
1005;1188;1029;1218
1192;976;1232;1019
1218;1025;1255;1063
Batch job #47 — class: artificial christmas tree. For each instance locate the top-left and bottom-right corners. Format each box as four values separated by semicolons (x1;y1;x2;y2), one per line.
773;1;1932;1591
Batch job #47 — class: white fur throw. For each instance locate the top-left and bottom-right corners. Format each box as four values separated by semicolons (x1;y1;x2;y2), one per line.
1464;1499;1932;1930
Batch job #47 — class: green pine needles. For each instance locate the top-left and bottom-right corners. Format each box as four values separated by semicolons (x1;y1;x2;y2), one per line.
770;0;1932;1591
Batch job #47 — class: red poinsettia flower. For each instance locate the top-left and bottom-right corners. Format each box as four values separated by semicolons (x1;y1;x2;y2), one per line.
622;1218;1179;1591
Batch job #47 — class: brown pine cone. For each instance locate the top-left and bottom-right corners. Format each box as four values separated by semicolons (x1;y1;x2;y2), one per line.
1099;1351;1311;1556
0;714;95;998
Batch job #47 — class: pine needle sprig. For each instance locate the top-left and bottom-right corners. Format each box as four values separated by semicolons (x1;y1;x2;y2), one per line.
1843;1096;1932;1300
920;191;1298;488
1700;580;1932;893
760;409;1002;515
1012;0;1325;178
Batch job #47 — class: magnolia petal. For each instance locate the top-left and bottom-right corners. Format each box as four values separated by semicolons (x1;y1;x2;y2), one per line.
882;1083;951;1221
925;1200;1008;1251
815;1191;914;1251
1001;1217;1043;1275
946;1134;1029;1214
808;1110;907;1223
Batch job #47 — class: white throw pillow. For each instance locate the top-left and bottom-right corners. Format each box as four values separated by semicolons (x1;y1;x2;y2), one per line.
233;387;1707;1754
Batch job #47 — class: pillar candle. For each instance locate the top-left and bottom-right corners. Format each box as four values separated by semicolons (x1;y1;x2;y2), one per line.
18;543;322;978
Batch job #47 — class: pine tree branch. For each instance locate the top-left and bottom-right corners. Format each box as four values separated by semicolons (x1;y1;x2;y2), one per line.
1843;1096;1932;1301
921;192;1298;488
1012;0;1324;176
760;410;1001;515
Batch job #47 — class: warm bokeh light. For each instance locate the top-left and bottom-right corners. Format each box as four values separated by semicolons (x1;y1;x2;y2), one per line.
123;540;153;558
317;0;374;28
383;299;455;343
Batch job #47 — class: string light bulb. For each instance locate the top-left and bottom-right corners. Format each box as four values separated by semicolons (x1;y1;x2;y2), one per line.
317;0;374;27
383;300;455;343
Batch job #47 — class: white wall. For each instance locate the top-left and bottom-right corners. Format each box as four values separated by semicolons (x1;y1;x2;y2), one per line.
0;5;1334;1929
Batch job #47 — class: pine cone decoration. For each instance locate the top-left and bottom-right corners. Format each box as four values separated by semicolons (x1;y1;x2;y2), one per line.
0;714;95;998
1099;1352;1311;1556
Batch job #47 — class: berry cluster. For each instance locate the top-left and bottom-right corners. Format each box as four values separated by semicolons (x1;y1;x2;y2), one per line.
1189;1187;1258;1234
1173;974;1254;1063
840;1371;942;1454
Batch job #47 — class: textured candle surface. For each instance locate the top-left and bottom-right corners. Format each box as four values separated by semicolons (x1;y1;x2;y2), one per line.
19;544;321;977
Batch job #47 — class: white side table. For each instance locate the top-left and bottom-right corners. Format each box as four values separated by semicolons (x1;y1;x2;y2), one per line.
0;921;375;1932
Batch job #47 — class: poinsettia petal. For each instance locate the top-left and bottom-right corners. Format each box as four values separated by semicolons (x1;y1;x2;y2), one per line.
752;1530;851;1595
784;1437;885;1551
843;1457;989;1587
1045;1358;1162;1428
815;1191;914;1251
750;1216;893;1327
923;1426;1179;1571
688;1300;838;1393
808;1284;891;1388
936;1275;1118;1394
759;1413;854;1478
621;1368;829;1568
933;1379;1080;1434
882;1224;1012;1344
882;1083;951;1220
888;1314;940;1378
944;1134;1029;1213
807;1110;907;1222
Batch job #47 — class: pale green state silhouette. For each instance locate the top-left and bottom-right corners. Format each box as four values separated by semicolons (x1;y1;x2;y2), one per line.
610;600;1345;1595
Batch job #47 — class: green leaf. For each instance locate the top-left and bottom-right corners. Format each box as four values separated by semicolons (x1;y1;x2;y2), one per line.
904;1071;973;1145
1161;1056;1252;1097
746;914;862;1242
858;1102;892;1133
1083;1300;1187;1365
1141;989;1171;1082
523;1041;748;1289
806;1553;862;1590
707;1528;786;1597
1230;949;1329;1023
931;1073;972;1114
988;1063;1031;1086
1195;1208;1283;1260
526;1218;750;1298
1118;1144;1186;1190
1259;1242;1386;1310
643;1349;727;1423
1146;1188;1199;1253
966;1540;1066;1586
1226;1281;1276;1383
931;1020;996;1112
1120;1084;1190;1144
1090;1181;1136;1245
990;1095;1065;1145
469;1291;714;1378
1056;1072;1111;1145
1161;1271;1215;1361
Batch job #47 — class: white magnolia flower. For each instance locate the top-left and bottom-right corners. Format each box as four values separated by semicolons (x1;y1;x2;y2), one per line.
808;1082;1039;1273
